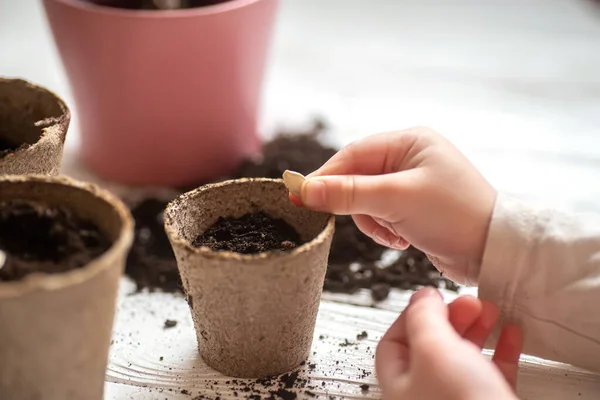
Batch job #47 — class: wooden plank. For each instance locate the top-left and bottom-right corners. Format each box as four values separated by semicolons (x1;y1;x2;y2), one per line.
105;280;600;399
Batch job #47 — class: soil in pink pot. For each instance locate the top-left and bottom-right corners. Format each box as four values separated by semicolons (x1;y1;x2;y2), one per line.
87;0;232;8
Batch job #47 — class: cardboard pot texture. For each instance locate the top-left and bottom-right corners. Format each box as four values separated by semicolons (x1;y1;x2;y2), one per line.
0;78;71;175
165;178;335;378
0;175;134;400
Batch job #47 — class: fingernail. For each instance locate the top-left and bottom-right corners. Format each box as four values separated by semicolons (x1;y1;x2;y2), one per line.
390;236;410;250
409;287;441;305
373;228;391;247
289;193;304;207
303;180;326;208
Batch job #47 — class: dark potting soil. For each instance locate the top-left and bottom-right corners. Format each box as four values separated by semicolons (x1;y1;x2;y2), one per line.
164;319;178;329
356;331;368;340
233;119;335;180
193;212;303;254
326;246;460;298
88;0;232;10
0;200;110;281
123;119;459;299
125;197;182;293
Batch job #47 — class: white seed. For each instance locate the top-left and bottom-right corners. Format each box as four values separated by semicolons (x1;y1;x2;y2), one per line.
282;170;306;196
0;250;5;270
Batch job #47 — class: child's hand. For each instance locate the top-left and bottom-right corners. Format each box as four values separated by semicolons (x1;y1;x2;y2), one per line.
299;127;496;285
376;288;522;400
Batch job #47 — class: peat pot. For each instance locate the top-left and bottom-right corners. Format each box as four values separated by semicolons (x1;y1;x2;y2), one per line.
0;175;134;400
164;178;335;378
0;78;70;175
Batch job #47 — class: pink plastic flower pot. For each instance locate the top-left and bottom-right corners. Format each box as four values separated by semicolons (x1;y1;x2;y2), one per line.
42;0;278;186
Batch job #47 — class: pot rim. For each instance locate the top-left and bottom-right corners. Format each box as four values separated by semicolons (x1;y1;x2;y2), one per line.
164;177;335;262
0;77;70;163
44;0;274;19
0;174;134;297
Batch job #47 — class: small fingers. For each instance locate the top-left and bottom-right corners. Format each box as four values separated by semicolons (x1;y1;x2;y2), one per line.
463;301;499;349
492;324;523;391
376;312;410;388
376;288;442;387
405;288;457;349
300;174;389;216
352;215;409;250
300;171;420;218
447;295;483;336
307;130;420;177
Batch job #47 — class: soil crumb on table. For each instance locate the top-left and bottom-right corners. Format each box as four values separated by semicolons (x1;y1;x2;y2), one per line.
0;200;110;281
193;212;303;254
164;319;178;329
123;119;459;299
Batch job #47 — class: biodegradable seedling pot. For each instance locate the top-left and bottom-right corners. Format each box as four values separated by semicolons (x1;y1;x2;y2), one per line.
42;0;278;186
0;78;71;175
0;175;134;400
164;178;335;378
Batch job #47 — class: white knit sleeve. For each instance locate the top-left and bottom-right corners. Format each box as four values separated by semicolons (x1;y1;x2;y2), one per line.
478;193;600;373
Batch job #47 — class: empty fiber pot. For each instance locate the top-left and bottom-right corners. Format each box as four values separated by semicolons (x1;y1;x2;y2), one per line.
164;178;335;378
0;175;134;400
0;78;71;175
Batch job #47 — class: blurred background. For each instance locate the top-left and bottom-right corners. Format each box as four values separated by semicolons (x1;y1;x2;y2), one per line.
2;0;600;211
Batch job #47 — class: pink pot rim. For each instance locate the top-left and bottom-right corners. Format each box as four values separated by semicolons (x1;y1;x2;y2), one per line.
45;0;273;19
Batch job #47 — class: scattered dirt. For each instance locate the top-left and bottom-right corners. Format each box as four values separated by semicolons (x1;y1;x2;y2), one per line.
193;212;303;254
125;198;182;293
90;0;232;10
122;119;459;299
164;319;177;329
370;283;391;302
0;200;110;281
233;119;334;180
181;358;374;399
193;368;313;400
326;246;460;298
328;215;387;267
356;331;368;340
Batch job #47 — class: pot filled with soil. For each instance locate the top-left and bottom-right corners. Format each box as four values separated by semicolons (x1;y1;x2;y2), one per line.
164;178;335;378
42;0;278;186
0;175;134;400
0;78;71;175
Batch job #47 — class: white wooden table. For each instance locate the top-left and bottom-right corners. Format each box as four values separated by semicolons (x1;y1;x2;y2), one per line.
2;0;600;398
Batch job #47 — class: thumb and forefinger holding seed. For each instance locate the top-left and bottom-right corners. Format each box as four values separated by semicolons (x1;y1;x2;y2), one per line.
282;169;411;248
